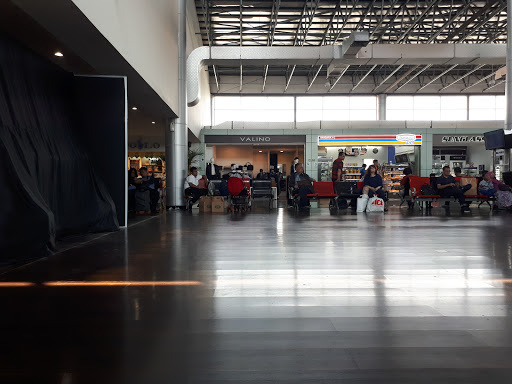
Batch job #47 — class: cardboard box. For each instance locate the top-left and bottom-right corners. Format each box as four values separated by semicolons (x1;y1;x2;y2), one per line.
199;196;212;212
212;196;227;213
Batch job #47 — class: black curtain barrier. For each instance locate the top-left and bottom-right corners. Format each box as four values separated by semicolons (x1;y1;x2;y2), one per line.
0;34;118;261
73;76;127;226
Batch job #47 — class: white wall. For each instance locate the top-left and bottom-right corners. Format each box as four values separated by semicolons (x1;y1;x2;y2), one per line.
71;0;179;113
71;0;211;137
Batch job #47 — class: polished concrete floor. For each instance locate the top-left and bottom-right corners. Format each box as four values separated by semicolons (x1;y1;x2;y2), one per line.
1;204;512;383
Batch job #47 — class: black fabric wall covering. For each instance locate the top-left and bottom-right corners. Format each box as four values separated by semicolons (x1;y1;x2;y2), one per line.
0;34;118;261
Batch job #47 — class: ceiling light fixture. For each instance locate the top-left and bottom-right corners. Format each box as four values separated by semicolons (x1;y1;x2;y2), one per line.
54;51;63;57
258;150;262;153
151;121;155;124
280;151;284;153
132;107;137;110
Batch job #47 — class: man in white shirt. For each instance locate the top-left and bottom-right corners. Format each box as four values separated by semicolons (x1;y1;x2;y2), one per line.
184;167;207;205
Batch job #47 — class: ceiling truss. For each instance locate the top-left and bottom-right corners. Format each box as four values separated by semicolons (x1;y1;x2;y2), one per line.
195;0;508;94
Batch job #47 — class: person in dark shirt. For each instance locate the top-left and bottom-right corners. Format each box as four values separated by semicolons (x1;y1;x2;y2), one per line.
293;163;315;209
437;166;470;212
362;165;387;201
332;152;345;186
360;164;367;178
400;167;414;209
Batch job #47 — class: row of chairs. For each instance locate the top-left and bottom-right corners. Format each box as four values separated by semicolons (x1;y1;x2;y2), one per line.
407;176;494;210
185;178;274;211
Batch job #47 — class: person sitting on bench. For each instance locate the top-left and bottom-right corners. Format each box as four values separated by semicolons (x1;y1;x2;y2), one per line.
478;170;497;197
400;167;415;208
362;165;387;201
293;163;315;209
437;165;470;212
184;167;207;206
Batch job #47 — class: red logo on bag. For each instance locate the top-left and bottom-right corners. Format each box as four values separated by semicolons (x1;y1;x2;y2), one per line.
371;199;384;206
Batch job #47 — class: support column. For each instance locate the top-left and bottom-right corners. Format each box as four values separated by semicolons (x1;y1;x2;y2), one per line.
507;0;512;132
377;94;386;121
166;0;188;208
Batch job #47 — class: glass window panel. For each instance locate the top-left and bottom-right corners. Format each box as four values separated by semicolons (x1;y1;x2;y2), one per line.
296;109;322;122
350;109;376;120
440;96;467;110
350;96;377;110
414;109;440;120
496;108;505;120
214;96;240;110
322;109;350;121
297;96;322;110
240;97;267;110
387;109;414;120
440;109;466;121
323;96;349;110
469;95;495;109
414;96;440;110
267;97;294;110
387;96;413;110
469;108;495;120
496;95;505;109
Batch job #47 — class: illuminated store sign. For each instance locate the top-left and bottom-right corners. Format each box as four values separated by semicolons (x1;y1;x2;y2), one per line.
318;134;422;146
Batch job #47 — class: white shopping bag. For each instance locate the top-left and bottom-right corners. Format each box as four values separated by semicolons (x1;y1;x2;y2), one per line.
356;195;369;212
366;197;385;212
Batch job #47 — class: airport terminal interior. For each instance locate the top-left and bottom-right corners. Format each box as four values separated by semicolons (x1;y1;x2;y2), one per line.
2;0;512;383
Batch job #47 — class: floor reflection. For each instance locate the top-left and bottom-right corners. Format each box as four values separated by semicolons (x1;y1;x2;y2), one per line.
1;207;512;382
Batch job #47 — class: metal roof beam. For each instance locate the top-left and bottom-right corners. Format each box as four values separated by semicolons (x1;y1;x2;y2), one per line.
417;64;458;91
438;64;486;91
460;67;504;92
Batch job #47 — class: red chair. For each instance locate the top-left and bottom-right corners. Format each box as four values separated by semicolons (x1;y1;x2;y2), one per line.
313;182;338;198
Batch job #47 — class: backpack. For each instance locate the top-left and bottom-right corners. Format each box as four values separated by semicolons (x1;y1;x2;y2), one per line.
420;183;436;196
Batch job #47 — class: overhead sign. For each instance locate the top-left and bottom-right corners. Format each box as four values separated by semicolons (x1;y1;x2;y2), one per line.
205;135;306;144
318;134;422;146
442;136;484;143
433;135;485;145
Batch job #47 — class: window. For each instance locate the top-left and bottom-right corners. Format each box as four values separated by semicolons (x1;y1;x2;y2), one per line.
387;95;467;121
295;96;377;122
469;95;505;120
213;96;294;125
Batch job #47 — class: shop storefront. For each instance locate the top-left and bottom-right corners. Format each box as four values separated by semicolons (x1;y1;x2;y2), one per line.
128;137;166;179
432;134;490;177
203;134;306;180
318;134;422;194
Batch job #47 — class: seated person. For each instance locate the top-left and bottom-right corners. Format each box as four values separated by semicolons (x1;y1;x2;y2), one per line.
400;167;414;208
293;163;315;209
437;165;470;212
360;164;367;179
128;168;140;212
478;170;497;197
362;165;387;201
228;164;243;178
256;169;266;180
454;167;464;177
488;171;512;209
135;167;155;215
184;167;208;206
453;166;472;193
140;167;161;214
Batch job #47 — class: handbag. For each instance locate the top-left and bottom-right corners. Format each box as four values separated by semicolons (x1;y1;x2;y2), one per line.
245;162;254;171
366;197;385;212
356;195;369;212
